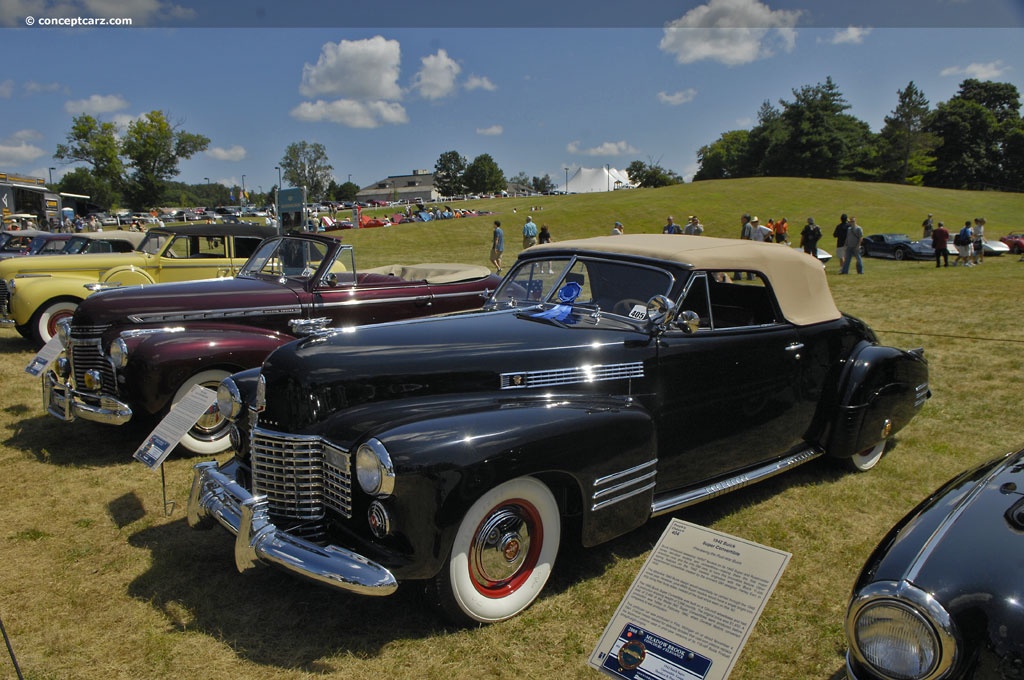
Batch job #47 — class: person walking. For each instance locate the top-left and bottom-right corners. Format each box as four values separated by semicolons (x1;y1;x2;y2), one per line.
490;220;505;273
931;221;950;267
839;217;864;274
800;217;822;257
662;216;680;234
774;217;789;243
522;216;538;249
833;214;850;270
953;220;973;267
972;217;985;264
922;213;934;238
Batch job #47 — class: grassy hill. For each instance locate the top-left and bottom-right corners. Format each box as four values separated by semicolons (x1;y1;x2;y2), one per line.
349;177;1022;267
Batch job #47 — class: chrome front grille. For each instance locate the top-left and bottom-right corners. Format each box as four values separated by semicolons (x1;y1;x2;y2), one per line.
68;327;117;394
0;280;9;314
250;427;352;539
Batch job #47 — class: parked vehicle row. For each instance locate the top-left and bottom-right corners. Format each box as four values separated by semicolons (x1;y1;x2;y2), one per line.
24;228;1024;673
860;233;1010;260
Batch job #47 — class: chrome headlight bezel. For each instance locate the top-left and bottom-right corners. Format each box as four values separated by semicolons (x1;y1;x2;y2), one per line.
216;377;242;420
56;318;72;348
355;438;395;498
109;338;129;368
846;580;958;680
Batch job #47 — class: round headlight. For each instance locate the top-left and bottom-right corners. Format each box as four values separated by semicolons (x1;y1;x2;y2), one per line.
216;378;241;420
355;438;394;497
109;338;128;368
854;601;939;679
56;319;72;348
847;581;958;680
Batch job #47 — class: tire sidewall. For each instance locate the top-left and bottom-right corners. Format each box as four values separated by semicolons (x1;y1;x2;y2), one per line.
34;299;78;346
446;476;560;623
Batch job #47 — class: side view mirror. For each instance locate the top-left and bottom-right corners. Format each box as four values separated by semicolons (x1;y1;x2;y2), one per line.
677;310;700;334
323;272;338;287
645;295;678;334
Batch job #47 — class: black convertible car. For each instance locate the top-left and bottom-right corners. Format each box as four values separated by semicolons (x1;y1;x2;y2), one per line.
845;447;1024;680
186;234;931;624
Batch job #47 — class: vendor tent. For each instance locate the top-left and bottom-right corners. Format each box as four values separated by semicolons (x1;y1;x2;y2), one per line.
564;167;634;193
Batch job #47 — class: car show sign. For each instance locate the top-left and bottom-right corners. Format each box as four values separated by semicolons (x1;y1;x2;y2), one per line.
589;519;790;680
133;385;217;469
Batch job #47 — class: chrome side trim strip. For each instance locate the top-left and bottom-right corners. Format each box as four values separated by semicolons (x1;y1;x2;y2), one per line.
650;446;822;517
501;361;644;390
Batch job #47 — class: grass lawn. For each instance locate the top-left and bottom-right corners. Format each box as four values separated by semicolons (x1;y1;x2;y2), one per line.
1;178;1022;679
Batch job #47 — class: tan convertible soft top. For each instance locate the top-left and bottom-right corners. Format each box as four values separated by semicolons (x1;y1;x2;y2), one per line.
529;234;842;326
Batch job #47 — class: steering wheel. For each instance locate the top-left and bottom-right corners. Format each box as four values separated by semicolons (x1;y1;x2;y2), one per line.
612;299;646;317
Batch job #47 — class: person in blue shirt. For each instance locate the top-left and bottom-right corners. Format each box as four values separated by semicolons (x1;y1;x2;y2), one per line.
490;220;505;273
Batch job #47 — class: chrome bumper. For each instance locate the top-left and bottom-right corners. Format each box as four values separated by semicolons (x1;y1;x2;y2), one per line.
43;371;133;425
187;459;398;597
0;315;13;327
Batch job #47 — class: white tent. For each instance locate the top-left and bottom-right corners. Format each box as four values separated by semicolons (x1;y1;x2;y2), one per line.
564;167;634;193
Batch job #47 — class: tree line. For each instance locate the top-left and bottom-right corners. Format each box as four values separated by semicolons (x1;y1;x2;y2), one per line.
693;77;1023;191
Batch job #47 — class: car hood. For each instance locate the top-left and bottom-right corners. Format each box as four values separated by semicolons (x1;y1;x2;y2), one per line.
0;250;149;277
254;306;651;432
859;448;1024;637
73;275;300;327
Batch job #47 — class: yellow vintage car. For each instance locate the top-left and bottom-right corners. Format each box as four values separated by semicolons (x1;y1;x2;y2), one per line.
0;223;275;346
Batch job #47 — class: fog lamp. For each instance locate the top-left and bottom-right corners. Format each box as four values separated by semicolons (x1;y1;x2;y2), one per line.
56;319;71;348
216;378;241;420
109;338;128;369
82;369;103;391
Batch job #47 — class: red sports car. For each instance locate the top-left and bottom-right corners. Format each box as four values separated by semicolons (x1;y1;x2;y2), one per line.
1000;233;1024;254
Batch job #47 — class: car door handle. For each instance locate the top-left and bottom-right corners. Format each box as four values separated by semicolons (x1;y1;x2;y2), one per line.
415;296;432;307
785;342;804;352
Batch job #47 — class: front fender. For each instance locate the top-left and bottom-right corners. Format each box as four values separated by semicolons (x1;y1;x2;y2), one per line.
8;276;93;324
122;326;294;416
346;397;657;580
826;342;930;459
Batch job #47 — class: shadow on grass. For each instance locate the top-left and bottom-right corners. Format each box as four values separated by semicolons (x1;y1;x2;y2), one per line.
127;519;447;670
0;331;34;354
3;412;157;466
121;447;884;670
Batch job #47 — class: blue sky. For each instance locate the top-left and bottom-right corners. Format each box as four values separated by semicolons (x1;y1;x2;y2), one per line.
1;0;1022;197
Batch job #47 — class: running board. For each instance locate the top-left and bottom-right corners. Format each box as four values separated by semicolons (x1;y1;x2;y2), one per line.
650;446;823;517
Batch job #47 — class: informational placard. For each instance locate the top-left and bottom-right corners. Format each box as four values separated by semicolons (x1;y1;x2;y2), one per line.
133;385;217;469
24;335;63;376
589;519;790;680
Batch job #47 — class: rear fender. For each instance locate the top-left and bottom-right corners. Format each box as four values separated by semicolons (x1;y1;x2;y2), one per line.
351;399;657;579
101;266;155;286
826;342;930;459
122;327;293;416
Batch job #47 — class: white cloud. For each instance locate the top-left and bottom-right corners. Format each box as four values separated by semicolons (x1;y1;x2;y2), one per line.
0;79;13;98
476;125;503;136
567;140;638;156
658;89;698;105
465;75;497;92
827;26;872;45
290;99;409;128
25;81;67;95
940;60;1009;80
299;36;403;100
207;145;247;162
412;49;461;100
659;0;801;66
64;93;129;115
0;130;46;165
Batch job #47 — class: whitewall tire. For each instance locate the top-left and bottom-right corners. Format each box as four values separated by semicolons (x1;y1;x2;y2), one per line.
172;369;233;455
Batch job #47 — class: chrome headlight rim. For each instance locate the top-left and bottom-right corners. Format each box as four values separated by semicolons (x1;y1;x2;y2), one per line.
56;318;72;348
355;438;395;498
109;337;129;368
846;580;958;680
216;377;242;420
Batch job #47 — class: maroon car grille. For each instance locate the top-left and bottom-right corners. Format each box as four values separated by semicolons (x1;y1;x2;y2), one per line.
250;427;352;540
68;326;117;395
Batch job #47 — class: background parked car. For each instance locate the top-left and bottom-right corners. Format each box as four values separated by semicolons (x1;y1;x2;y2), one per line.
845;446;1024;680
0;229;72;260
0;223;274;346
1000;232;1024;254
860;233;935;260
45;231;501;454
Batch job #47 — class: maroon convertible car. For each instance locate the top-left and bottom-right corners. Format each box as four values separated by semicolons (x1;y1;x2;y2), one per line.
44;231;501;454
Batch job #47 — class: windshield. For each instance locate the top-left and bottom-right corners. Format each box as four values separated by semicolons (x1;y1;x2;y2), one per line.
239;236;351;283
489;255;675;319
139;231;169;255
